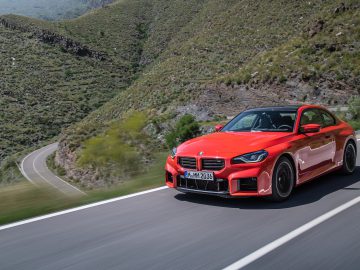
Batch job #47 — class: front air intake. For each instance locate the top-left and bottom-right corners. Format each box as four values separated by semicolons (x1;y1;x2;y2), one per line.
201;158;225;171
179;157;197;169
237;178;257;191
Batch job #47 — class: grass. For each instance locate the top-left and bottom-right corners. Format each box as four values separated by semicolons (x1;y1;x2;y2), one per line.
46;152;67;177
0;183;77;225
74;112;152;187
348;120;360;130
220;1;360;88
0;151;167;226
0;25;129;167
334;97;360;130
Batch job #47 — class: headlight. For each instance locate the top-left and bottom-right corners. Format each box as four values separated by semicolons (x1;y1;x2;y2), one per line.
231;150;268;164
171;147;177;159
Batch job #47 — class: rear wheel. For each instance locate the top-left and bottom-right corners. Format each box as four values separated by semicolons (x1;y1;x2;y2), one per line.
341;142;356;175
271;157;295;202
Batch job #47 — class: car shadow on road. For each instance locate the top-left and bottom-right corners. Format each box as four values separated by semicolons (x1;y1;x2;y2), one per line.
174;167;360;209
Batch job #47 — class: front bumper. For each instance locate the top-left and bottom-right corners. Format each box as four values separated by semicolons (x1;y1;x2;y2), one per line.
165;155;275;197
176;187;231;198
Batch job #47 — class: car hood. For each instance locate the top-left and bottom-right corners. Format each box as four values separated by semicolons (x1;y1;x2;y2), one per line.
177;131;292;158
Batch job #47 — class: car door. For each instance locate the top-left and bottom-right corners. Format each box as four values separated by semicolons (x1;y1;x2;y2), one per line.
317;108;338;166
297;108;336;181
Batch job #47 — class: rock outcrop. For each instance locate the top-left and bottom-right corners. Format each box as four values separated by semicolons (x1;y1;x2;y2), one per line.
0;17;106;60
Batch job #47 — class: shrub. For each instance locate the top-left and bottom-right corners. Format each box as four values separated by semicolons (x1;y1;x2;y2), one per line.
349;97;360;120
165;114;201;148
279;75;287;83
64;68;73;79
78;112;147;176
348;97;360;130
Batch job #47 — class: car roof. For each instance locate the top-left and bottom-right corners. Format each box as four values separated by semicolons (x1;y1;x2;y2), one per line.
245;105;302;112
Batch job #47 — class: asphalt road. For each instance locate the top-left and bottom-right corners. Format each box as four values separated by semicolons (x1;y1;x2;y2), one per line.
1;141;359;270
20;143;85;196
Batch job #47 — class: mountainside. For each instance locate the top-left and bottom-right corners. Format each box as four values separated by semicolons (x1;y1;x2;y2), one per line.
206;2;360;116
56;0;359;188
0;0;112;21
0;0;358;187
0;0;209;183
0;0;152;176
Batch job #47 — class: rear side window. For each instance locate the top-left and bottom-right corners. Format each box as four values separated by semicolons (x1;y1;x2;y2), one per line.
300;109;321;126
300;109;336;128
320;110;336;127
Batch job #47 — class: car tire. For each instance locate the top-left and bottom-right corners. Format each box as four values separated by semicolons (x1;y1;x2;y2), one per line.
271;156;295;202
341;141;357;175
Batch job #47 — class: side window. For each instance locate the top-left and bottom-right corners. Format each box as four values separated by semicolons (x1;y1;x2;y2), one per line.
320;110;336;127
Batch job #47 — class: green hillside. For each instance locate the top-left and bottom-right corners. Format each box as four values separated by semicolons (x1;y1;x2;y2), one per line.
0;0;151;174
0;0;358;187
0;24;127;162
0;0;209;183
57;0;359;188
216;2;359;112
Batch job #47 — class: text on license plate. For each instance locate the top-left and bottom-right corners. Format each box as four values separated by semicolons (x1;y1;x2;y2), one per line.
184;171;214;181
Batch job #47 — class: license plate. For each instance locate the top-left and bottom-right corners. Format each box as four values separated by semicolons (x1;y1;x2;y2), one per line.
184;171;214;181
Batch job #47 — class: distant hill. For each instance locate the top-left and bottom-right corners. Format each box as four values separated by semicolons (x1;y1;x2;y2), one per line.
0;0;112;21
0;0;358;186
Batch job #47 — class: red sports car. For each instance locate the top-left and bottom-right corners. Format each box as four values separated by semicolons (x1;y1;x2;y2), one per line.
165;105;357;201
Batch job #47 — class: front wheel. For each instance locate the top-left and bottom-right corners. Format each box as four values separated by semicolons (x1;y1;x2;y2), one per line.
271;157;295;202
341;142;357;175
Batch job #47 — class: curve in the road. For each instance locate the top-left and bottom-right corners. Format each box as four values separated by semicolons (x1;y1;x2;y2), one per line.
20;143;85;196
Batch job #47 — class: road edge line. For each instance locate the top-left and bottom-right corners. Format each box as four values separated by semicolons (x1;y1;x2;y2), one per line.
222;195;360;270
0;186;168;232
20;150;38;186
32;145;67;192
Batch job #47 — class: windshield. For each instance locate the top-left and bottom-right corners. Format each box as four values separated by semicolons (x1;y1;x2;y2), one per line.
222;110;297;132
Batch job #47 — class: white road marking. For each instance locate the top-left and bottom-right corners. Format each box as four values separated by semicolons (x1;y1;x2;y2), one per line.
32;146;64;191
0;186;168;232
52;174;86;194
20;151;38;185
223;195;360;270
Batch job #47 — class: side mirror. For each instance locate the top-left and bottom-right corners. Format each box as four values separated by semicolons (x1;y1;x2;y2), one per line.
215;124;224;132
301;124;321;133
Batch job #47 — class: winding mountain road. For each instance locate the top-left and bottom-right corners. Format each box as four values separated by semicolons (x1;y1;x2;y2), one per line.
20;143;85;196
3;140;359;270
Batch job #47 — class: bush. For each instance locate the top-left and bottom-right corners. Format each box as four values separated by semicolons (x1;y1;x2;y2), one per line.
348;97;360;130
165;114;201;148
78;112;147;176
349;97;360;120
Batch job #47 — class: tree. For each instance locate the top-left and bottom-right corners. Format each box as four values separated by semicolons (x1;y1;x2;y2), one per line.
165;114;201;148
